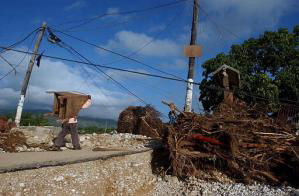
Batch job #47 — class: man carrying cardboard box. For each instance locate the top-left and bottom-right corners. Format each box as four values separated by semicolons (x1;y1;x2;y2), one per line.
48;92;91;151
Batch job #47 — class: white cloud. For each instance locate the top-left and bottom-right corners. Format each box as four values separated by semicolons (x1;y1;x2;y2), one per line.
195;0;293;48
0;48;138;119
65;1;86;11
98;30;182;57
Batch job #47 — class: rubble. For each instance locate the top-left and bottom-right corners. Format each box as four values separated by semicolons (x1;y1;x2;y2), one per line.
0;131;27;152
165;102;299;187
117;105;165;138
0;117;16;133
0;126;159;152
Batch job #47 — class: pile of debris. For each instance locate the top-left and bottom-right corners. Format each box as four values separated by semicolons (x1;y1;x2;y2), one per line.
117;105;165;138
0;131;27;152
0;117;23;152
0;117;15;133
166;102;299;187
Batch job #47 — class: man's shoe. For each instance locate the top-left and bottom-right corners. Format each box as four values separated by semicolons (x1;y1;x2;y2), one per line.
72;146;82;150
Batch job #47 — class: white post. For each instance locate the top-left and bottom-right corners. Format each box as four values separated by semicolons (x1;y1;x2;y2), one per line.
184;78;194;112
15;95;25;126
15;22;47;127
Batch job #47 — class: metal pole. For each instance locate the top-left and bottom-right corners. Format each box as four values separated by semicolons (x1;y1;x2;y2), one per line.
184;0;199;112
15;22;47;126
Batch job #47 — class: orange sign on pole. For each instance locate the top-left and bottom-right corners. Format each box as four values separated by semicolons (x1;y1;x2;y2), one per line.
184;45;202;57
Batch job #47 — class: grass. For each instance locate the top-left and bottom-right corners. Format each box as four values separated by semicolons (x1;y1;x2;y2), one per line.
78;126;115;134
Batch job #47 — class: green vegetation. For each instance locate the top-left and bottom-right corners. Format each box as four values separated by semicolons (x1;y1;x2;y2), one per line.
0;112;50;126
199;25;299;112
0;110;117;133
20;113;50;126
78;126;114;134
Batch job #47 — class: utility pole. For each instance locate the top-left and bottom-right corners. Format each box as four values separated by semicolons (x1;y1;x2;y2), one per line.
184;0;199;112
15;22;47;126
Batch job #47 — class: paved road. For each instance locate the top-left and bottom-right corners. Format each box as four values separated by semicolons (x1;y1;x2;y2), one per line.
0;148;152;173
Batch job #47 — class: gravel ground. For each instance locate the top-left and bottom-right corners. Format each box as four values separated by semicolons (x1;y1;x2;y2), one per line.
0;151;156;196
153;176;299;196
1;151;298;196
1;129;299;195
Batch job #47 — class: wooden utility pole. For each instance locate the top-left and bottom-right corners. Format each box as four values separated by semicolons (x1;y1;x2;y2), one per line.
184;0;199;112
15;22;47;126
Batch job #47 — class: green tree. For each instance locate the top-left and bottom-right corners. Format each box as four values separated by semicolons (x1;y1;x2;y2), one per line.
199;25;299;112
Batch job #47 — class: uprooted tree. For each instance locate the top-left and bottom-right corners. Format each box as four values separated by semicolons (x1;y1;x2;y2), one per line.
199;25;299;112
117;105;165;138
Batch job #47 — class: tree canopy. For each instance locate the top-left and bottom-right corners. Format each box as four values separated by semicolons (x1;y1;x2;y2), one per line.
199;25;299;112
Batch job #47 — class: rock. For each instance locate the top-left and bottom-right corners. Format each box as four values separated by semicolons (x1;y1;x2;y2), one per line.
64;135;72;143
34;147;42;152
81;140;92;147
92;133;97;136
54;176;64;182
13;127;55;146
28;147;35;152
79;136;86;142
66;143;73;148
48;141;54;146
22;145;27;151
16;147;23;152
61;147;67;151
19;183;25;188
110;130;117;134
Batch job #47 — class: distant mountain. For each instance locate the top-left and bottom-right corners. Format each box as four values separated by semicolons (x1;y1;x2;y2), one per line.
0;109;117;128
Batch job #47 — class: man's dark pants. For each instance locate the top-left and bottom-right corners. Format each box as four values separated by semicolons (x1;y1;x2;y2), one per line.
54;123;80;148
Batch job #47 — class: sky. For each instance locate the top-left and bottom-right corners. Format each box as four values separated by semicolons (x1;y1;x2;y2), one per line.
0;0;298;120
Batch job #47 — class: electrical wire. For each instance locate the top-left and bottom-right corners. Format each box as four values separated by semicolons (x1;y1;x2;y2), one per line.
0;55;17;74
56;42;95;90
54;0;191;31
0;46;203;85
100;3;187;66
60;42;173;117
0;27;40;54
50;28;184;80
4;46;298;105
197;2;240;39
0;31;38;81
59;42;148;105
0;63;27;81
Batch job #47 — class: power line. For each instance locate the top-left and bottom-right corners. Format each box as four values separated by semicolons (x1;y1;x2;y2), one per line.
100;3;186;66
0;28;40;54
2;46;298;105
56;42;96;90
58;42;148;105
55;0;191;31
59;42;173;116
51;28;184;80
0;46;200;85
0;55;17;74
0;63;27;81
198;3;240;39
0;31;38;81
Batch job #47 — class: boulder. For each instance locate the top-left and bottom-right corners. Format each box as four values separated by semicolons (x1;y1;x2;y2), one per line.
11;126;57;147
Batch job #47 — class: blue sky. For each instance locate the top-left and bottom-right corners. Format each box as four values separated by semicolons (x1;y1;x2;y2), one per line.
0;0;298;120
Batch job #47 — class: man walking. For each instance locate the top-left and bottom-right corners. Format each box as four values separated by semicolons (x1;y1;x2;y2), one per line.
51;93;91;150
